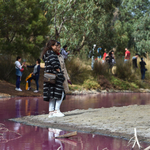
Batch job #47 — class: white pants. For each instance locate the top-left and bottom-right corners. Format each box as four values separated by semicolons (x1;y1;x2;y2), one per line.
49;92;64;111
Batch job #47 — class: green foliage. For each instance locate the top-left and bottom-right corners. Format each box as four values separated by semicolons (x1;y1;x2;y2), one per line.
83;79;101;90
110;76;139;90
119;0;150;55
40;0;119;53
0;0;49;59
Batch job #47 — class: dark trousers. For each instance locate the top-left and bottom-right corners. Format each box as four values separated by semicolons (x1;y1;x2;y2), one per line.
141;69;145;80
16;76;21;88
28;75;39;90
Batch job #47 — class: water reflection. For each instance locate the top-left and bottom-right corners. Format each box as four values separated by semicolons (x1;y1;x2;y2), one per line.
0;93;150;149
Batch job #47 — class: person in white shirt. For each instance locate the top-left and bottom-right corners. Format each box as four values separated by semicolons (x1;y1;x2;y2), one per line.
14;56;25;91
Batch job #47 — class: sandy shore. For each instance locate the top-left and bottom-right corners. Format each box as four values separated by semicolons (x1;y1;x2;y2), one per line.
10;105;150;143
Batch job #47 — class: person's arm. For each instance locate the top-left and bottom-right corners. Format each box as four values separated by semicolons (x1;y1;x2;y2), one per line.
27;64;35;68
63;50;69;56
16;61;22;69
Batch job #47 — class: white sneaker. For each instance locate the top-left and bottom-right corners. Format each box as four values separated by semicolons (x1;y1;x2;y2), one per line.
48;112;54;118
53;110;65;117
27;87;31;90
34;90;38;93
15;88;19;91
18;88;22;91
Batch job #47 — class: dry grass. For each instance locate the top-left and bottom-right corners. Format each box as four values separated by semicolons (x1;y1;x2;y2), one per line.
65;57;91;84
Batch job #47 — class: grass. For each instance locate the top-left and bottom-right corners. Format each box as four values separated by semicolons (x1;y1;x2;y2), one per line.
1;53;150;91
65;57;91;84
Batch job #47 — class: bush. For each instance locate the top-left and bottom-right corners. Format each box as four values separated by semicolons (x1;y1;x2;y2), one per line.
92;61;110;77
110;76;139;90
65;57;91;84
115;59;137;81
83;79;101;90
98;75;113;89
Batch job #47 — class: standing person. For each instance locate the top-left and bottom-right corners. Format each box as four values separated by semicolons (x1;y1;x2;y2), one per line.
140;58;147;80
61;45;70;59
97;46;102;61
102;49;107;63
57;42;71;93
108;52;114;70
42;40;65;118
91;44;96;70
132;53;139;70
15;56;25;91
26;58;41;93
124;48;130;62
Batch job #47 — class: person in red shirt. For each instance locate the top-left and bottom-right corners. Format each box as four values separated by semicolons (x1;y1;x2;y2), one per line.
124;48;130;62
102;49;107;63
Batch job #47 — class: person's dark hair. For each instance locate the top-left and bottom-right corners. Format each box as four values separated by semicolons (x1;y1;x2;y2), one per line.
16;56;21;60
141;57;143;61
57;42;61;46
41;40;57;58
135;53;139;56
63;45;67;49
109;52;112;56
37;58;41;64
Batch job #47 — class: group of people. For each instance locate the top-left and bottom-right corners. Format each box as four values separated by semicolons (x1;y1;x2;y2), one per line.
15;57;41;92
124;48;147;80
14;40;71;118
95;47;147;80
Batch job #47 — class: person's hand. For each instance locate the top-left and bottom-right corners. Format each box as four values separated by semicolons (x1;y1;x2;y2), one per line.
67;80;72;85
68;51;70;54
22;62;25;65
24;65;27;67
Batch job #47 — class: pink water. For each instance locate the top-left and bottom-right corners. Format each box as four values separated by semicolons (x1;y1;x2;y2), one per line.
0;93;150;150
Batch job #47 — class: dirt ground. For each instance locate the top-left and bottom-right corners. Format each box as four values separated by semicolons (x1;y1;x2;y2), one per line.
10;105;150;143
0;80;42;97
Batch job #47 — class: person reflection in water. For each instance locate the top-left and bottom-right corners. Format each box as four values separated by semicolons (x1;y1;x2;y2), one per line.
42;128;64;150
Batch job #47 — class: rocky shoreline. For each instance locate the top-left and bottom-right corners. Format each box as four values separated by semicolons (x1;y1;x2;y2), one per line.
10;105;150;143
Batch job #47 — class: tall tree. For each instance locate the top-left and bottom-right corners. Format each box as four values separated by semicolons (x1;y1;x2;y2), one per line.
0;0;49;59
119;0;150;55
40;0;120;53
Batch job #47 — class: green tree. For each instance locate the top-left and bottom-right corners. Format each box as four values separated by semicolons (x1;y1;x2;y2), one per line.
0;0;49;59
119;0;150;56
40;0;120;54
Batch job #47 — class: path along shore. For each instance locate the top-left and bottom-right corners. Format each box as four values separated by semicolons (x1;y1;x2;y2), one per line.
10;105;150;143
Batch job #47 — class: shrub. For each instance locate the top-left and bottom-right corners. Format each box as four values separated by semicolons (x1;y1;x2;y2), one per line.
97;75;113;89
115;59;137;81
65;57;91;84
92;61;110;77
83;79;101;90
110;76;139;90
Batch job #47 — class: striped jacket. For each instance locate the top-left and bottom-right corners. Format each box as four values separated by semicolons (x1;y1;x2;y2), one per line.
43;50;65;102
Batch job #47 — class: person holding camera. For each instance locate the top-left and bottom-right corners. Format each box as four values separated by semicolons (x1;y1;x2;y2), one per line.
15;56;25;91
